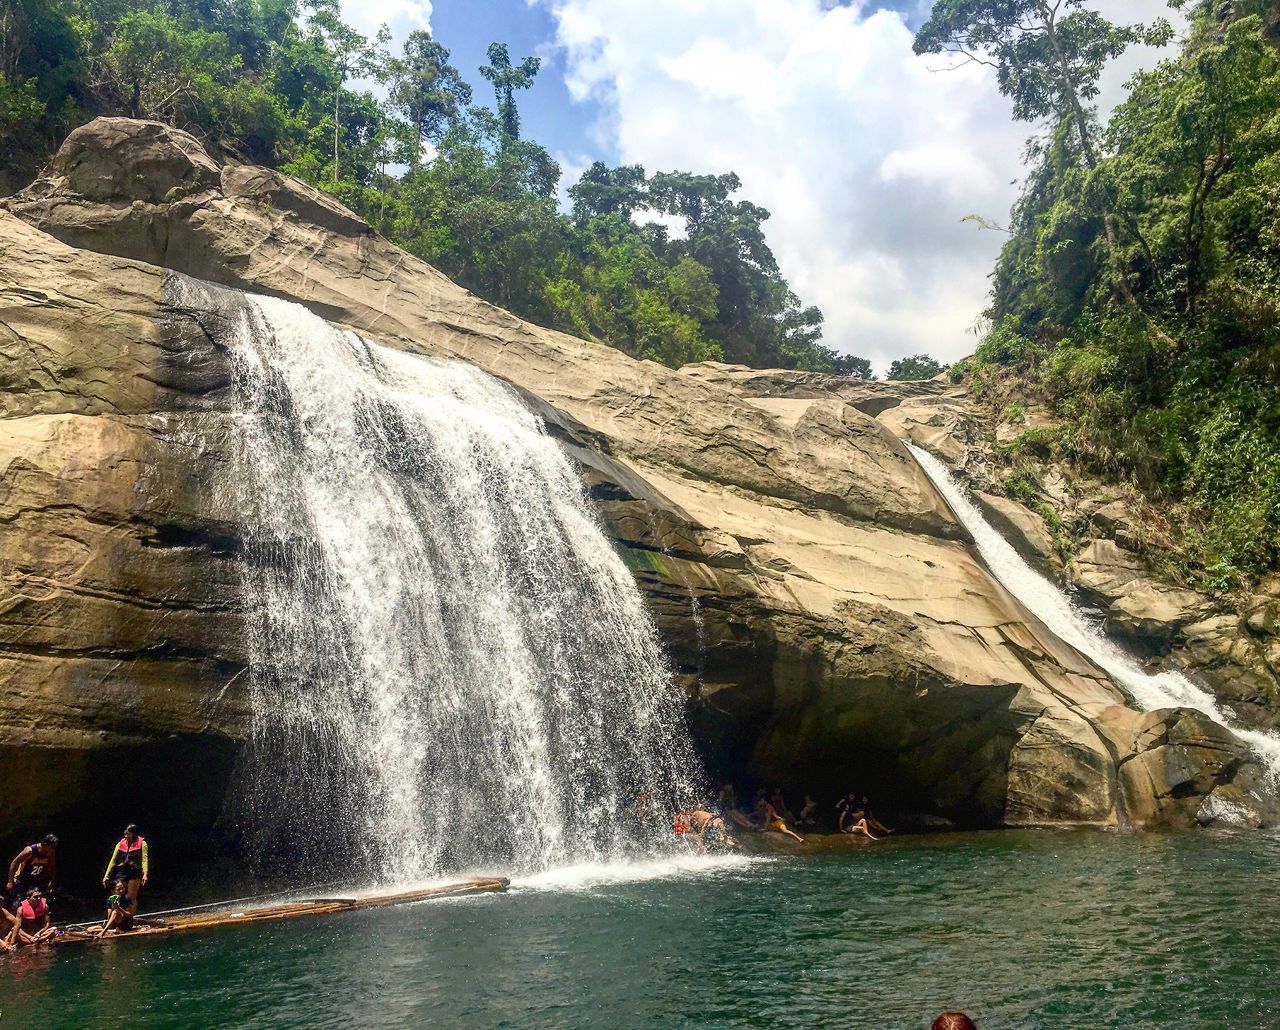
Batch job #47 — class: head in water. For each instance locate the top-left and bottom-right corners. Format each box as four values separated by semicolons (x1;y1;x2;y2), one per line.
931;1013;977;1030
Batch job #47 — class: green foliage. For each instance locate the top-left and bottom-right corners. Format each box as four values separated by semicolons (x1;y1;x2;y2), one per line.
0;0;841;374
886;353;945;380
1003;470;1039;505
958;1;1280;585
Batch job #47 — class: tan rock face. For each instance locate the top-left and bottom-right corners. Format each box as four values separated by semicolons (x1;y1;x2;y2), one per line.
2;117;1275;847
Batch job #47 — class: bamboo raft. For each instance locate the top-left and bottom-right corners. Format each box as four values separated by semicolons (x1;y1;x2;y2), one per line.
48;877;509;948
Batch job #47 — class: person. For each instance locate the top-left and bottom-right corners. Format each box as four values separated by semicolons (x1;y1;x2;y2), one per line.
688;807;737;849
7;834;58;903
768;788;792;822
758;796;804;843
88;881;135;938
103;824;149;911
836;793;880;840
931;1013;977;1030
859;795;893;837
797;795;819;829
716;782;737;815
5;888;54;948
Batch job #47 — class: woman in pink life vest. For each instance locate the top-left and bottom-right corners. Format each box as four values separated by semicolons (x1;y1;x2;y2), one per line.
102;824;149;913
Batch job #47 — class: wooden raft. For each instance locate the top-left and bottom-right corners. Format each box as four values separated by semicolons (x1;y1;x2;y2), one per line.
50;877;509;947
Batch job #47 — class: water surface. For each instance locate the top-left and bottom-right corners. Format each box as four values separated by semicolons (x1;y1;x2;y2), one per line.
8;830;1277;1028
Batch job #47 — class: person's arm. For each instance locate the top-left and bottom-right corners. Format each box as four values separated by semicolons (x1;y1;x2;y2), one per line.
103;845;122;885
7;847;29;889
140;841;149;882
47;852;56;891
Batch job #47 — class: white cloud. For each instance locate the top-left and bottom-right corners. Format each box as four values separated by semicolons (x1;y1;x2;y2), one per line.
538;0;1180;373
341;0;432;42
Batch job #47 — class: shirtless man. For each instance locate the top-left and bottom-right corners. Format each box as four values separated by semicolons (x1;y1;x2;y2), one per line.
687;807;737;849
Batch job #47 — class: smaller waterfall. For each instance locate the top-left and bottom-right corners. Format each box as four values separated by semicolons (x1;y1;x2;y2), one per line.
909;444;1280;775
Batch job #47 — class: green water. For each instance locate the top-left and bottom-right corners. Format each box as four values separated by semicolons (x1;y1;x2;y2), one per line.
7;830;1278;1028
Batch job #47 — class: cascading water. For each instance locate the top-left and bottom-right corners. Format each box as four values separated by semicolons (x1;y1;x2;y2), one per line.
180;278;703;882
909;443;1280;776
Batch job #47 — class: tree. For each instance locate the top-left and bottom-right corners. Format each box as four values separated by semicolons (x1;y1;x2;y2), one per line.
304;0;388;182
387;30;470;165
886;354;945;380
479;41;539;143
915;2;1172;314
568;161;648;221
833;355;874;379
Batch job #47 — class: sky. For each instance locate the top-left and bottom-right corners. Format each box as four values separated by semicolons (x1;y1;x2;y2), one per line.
342;0;1181;373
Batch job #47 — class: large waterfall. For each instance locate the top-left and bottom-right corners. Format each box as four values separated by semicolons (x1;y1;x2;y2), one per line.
190;280;702;882
909;444;1280;775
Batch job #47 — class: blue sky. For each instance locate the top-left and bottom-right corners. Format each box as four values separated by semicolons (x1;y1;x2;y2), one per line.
345;0;1179;372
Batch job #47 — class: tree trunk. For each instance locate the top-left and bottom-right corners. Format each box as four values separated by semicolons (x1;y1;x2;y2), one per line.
333;86;341;183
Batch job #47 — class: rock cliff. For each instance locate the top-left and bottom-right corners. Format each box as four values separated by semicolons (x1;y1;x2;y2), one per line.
2;118;1275;860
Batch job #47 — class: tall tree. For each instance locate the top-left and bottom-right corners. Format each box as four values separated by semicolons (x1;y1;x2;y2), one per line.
304;0;387;182
387;29;470;165
479;41;539;143
914;2;1172;313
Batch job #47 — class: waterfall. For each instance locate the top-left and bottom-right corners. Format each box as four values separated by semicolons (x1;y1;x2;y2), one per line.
183;278;702;882
909;443;1280;775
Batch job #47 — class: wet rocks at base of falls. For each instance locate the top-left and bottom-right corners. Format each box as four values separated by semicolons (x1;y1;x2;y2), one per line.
1;116;1276;841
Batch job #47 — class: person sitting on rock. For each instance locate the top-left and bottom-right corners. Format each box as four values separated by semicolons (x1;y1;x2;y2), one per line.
5;888;54;948
797;795;819;828
768;788;792;822
858;794;893;837
88;881;135;937
7;834;58;906
836;793;881;840
758;796;804;843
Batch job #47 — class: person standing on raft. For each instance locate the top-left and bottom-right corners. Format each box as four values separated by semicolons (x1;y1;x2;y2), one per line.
7;834;58;904
102;824;149;911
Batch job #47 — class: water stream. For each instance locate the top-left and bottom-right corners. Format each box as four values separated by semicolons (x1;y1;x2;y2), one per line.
181;279;702;882
909;443;1280;775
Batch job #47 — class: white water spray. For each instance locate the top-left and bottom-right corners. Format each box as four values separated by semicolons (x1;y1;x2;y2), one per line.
909;443;1280;775
178;278;703;881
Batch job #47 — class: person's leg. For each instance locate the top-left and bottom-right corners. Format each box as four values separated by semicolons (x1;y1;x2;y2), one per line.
853;819;880;840
126;878;141;911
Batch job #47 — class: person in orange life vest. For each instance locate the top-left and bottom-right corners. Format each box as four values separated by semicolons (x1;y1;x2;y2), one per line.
4;888;54;948
102;824;149;911
7;834;58;904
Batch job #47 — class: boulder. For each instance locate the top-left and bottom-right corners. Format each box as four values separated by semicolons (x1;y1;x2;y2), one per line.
973;491;1057;565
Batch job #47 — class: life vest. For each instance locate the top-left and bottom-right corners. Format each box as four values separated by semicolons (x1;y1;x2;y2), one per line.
114;836;145;872
19;898;47;923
